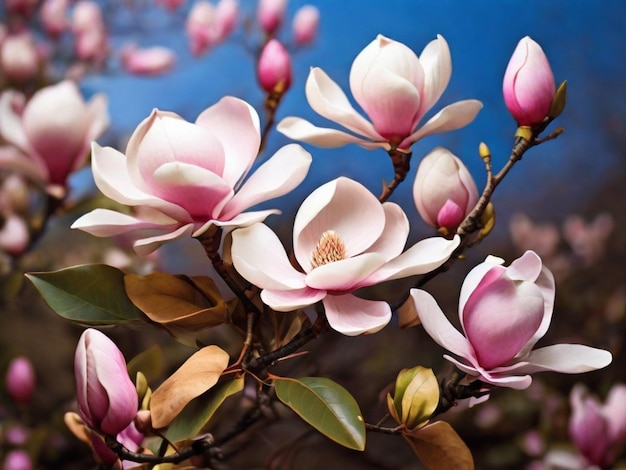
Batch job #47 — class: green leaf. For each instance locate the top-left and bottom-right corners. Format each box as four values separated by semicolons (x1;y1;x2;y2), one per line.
26;264;144;325
164;378;244;443
274;376;365;451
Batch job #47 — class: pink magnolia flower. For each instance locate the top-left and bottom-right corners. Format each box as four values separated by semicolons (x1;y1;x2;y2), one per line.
40;0;69;37
74;329;138;436
5;356;35;406
278;34;482;151
72;1;104;34
292;5;319;45
257;39;292;93
0;34;39;83
231;177;460;336
411;251;612;389
503;36;555;126
72;1;107;64
72;96;311;255
2;449;32;470
186;1;216;57
569;383;626;468
413;147;478;230
120;44;175;76
257;0;287;35
0;80;108;196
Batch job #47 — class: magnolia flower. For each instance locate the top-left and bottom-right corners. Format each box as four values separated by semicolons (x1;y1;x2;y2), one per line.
231;177;460;336
411;251;611;390
292;5;319;45
413;147;478;230
278;34;482;151
0;81;108;196
503;36;555;126
0;34;39;83
257;39;292;93
74;329;138;436
569;383;626;467
72;96;311;255
40;0;69;37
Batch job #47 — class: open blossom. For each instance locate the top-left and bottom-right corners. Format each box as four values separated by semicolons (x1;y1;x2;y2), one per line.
411;251;611;390
74;329;138;436
503;36;555;126
278;34;482;151
231;177;460;336
569;383;626;467
413;147;478;230
0;80;108;196
72;96;311;255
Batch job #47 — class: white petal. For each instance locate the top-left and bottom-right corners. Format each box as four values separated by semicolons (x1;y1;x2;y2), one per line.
277;117;385;150
323;294;391;336
362;202;409;261
133;224;195;255
416;35;452;118
230;223;306;290
305;253;387;291
0;91;31;153
261;287;326;312
71;208;178;236
193;209;280;236
515;344;612;375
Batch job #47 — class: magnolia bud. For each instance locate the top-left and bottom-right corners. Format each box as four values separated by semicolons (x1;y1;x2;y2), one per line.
503;36;556;126
413;147;478;231
257;39;292;93
5;356;35;406
292;5;319;45
257;0;287;35
74;329;138;436
387;366;439;430
0;34;39;83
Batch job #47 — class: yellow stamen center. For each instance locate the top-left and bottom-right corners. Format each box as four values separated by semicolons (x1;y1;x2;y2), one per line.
311;230;346;268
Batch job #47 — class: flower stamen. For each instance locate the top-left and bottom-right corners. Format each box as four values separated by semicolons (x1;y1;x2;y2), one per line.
311;230;346;268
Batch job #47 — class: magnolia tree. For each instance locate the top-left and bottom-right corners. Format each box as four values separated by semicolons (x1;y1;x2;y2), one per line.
0;1;622;469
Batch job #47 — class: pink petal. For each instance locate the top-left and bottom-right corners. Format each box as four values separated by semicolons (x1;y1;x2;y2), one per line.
402;100;483;150
366;235;460;284
261;287;326;311
71;208;179;236
133;224;195;255
305;67;382;140
416;35;452;118
277;116;385;149
410;289;474;360
193;208;280;236
195;96;260;186
361;202;409;261
220;143;311;220
305;253;387;291
230;223;306;290
514;344;612;375
85;92;110;144
458;256;504;319
323;294;391;336
293;177;385;272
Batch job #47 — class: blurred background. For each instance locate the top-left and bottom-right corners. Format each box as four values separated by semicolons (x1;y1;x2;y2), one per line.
1;0;625;468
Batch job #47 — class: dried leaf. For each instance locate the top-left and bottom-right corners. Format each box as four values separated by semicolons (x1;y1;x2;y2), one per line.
403;421;474;470
397;295;421;328
150;345;229;429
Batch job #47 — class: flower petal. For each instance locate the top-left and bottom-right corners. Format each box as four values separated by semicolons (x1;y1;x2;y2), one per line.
0;90;30;152
514;344;612;375
361;202;408;261
416;35;452;118
71;208;178;236
231;223;306;290
323;294;391;336
220;143;311;220
133;224;195;256
410;288;473;360
305;67;382;140
305;253;387;291
261;287;326;311
277;116;385;149
195;96;260;186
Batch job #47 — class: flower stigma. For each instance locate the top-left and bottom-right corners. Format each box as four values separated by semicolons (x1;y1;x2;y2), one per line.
311;230;346;268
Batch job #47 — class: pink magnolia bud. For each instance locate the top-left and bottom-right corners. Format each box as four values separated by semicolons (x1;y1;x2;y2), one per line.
257;39;292;93
186;1;215;57
2;449;32;470
41;0;69;37
5;356;35;406
503;36;555;126
0;214;29;256
72;1;104;34
213;0;238;42
413;147;478;230
292;5;319;45
0;34;39;83
257;0;287;35
74;329;138;436
120;44;175;76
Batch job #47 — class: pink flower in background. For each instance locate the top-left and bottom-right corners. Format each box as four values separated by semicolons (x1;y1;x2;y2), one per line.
413;147;478;231
155;0;185;11
231;177;460;336
257;39;292;93
72;96;311;255
40;0;69;37
186;0;237;57
278;34;482;151
569;383;626;467
503;36;555;126
213;0;238;41
74;329;138;436
120;44;175;76
411;251;611;389
5;356;35;406
257;0;287;35
2;450;33;470
72;1;108;64
0;34;39;83
292;5;319;45
0;80;108;196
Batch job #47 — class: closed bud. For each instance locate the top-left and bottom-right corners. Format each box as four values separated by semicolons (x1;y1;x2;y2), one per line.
292;5;319;45
5;356;35;406
413;147;479;231
257;39;292;93
257;0;287;35
503;36;556;126
387;366;439;430
74;329;138;436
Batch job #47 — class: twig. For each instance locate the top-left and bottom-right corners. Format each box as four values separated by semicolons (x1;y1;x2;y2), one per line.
379;148;412;203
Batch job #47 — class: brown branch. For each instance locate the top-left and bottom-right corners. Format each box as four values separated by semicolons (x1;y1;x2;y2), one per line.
106;435;221;464
379;148;412;203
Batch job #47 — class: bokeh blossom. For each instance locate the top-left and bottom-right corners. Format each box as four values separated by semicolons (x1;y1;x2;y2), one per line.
231;177;459;336
278;34;482;151
411;251;611;389
72;96;311;255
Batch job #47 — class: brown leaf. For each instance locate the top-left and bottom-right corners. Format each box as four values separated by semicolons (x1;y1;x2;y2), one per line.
402;421;474;470
397;295;421;328
64;412;91;445
150;345;230;429
125;272;227;330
